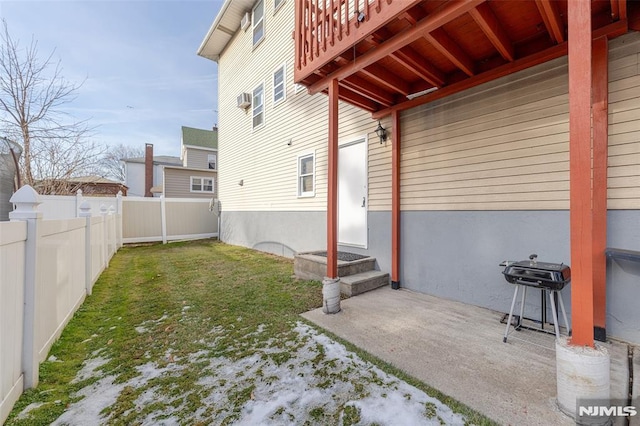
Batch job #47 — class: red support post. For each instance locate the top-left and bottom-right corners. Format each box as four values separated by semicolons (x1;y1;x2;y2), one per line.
327;79;339;279
568;0;594;347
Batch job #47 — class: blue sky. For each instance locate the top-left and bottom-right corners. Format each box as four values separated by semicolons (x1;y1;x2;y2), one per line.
0;0;223;156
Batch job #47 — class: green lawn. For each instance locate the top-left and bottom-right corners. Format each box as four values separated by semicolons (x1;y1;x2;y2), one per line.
6;239;496;425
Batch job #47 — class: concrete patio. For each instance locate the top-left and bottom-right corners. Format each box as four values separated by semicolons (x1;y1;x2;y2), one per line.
302;287;637;426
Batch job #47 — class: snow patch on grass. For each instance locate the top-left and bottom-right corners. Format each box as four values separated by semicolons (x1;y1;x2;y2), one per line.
47;322;467;425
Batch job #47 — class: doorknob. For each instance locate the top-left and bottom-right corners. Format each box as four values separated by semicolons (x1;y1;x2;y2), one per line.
361;197;366;207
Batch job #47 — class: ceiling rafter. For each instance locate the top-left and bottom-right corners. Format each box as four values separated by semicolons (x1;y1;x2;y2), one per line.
332;86;379;112
361;63;411;95
424;28;476;77
369;27;446;87
468;3;514;62
341;75;396;106
611;0;620;20
391;48;447;87
402;5;424;26
372;19;629;119
536;0;565;43
618;0;627;21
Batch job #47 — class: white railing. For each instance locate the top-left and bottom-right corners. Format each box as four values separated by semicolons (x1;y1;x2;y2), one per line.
0;186;120;424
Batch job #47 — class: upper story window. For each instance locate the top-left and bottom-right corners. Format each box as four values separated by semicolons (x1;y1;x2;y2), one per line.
273;65;286;105
252;0;264;46
252;83;264;129
274;0;285;13
297;152;315;197
294;83;305;94
208;153;217;170
191;176;214;193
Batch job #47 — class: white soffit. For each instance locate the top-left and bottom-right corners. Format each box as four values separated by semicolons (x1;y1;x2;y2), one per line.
197;0;255;61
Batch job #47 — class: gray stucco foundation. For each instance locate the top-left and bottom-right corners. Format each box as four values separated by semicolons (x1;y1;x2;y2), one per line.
221;209;640;344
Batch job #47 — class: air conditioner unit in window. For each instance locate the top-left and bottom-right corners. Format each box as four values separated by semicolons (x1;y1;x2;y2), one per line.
240;12;250;32
237;92;251;109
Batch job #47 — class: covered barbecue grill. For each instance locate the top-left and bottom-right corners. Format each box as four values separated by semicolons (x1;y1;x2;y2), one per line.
501;254;571;343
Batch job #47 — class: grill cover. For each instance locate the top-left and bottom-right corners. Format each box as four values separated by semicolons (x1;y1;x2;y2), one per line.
502;260;571;290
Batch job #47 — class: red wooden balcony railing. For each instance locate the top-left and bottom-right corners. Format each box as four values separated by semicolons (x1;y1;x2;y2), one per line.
294;0;417;85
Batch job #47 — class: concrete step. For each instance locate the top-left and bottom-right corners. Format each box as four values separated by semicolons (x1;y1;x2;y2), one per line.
294;252;376;281
340;270;389;297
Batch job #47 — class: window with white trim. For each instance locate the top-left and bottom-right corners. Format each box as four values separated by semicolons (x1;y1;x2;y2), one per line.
207;153;217;170
294;83;305;94
274;0;285;13
297;152;315;197
273;65;286;104
191;176;214;193
252;0;264;46
252;83;264;129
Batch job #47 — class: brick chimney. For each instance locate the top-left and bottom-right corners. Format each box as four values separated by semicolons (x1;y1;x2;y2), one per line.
144;143;153;197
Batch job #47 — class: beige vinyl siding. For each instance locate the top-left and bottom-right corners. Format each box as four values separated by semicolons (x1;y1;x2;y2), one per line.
608;33;640;209
370;32;640;211
217;0;373;212
184;147;216;170
164;168;217;199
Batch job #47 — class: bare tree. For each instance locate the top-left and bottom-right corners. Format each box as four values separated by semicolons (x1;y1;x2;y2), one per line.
0;19;102;192
101;143;145;182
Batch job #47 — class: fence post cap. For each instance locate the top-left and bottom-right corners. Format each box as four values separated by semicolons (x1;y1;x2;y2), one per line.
76;189;83;196
108;206;115;214
78;201;92;217
100;204;108;214
9;185;42;220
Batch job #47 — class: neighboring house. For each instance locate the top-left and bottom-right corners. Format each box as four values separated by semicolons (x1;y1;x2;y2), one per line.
163;126;218;198
34;176;128;196
122;144;181;197
198;1;640;345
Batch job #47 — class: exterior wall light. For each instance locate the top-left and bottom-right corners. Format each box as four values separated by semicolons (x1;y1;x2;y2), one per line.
375;121;387;144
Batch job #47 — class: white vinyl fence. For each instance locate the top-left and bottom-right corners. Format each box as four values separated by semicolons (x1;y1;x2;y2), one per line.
0;188;217;423
0;186;119;424
36;191;218;244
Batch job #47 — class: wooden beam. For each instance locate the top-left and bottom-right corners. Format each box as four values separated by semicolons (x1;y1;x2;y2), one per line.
611;0;620;20
391;110;401;289
335;84;380;111
391;47;447;87
308;0;486;94
619;0;627;21
371;26;447;87
361;63;411;96
568;0;594;348
341;75;396;106
469;2;514;62
536;0;565;43
592;36;608;340
425;28;476;76
327;79;339;279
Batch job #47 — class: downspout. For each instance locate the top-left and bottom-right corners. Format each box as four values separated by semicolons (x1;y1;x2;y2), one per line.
592;36;609;342
391;110;401;289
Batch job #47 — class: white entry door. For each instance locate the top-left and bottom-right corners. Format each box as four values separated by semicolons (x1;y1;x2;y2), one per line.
338;138;367;248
